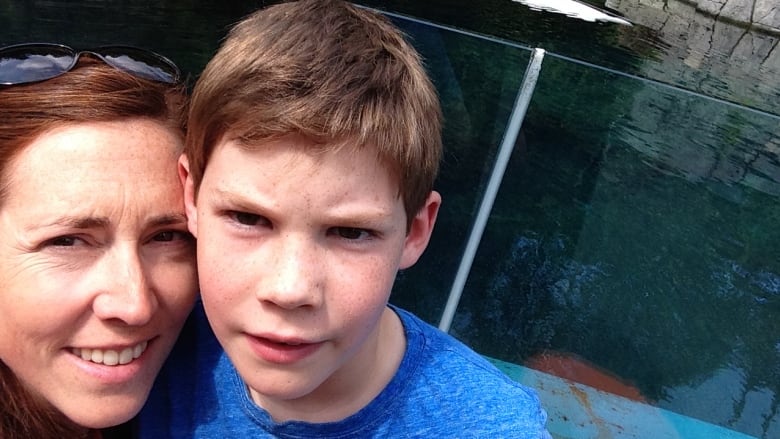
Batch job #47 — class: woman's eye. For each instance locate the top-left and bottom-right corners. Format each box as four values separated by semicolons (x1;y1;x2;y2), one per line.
48;236;78;247
152;230;191;242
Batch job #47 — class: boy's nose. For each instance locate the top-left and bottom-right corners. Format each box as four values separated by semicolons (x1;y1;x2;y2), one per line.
257;235;324;310
92;246;158;325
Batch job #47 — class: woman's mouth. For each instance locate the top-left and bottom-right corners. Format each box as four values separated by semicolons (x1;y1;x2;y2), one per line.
71;340;148;366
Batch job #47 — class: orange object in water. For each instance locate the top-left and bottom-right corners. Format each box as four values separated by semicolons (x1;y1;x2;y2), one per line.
525;351;647;402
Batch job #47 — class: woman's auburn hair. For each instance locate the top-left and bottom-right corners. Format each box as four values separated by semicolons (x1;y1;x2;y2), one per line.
0;58;186;438
0;58;186;206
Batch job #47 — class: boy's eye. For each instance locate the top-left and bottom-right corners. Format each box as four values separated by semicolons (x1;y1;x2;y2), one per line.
331;227;371;240
229;211;268;227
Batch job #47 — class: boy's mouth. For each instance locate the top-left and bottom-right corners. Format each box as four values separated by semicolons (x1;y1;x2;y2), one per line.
71;340;148;366
264;337;306;346
248;334;323;364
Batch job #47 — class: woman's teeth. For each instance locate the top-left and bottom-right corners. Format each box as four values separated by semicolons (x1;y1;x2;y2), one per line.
71;340;148;366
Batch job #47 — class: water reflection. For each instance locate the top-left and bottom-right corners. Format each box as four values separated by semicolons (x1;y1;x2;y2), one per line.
444;49;779;436
614;80;780;198
514;0;632;25
606;0;780;116
358;0;780;115
663;366;780;437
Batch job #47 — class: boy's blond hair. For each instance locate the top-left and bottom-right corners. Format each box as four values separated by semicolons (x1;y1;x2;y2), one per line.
185;0;442;225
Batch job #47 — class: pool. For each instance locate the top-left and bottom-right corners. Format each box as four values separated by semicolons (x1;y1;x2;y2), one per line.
3;1;777;437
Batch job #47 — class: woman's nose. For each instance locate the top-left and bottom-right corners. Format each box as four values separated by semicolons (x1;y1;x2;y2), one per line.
91;245;158;326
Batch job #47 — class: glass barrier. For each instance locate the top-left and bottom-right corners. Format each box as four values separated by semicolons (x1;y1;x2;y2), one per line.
389;13;778;439
387;16;534;325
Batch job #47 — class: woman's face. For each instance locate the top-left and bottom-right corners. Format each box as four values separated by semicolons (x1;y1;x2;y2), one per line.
0;119;197;429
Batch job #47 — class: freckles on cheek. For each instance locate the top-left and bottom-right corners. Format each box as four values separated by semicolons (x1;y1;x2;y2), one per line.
199;269;237;305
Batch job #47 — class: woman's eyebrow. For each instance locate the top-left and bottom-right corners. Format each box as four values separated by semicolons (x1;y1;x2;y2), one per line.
33;216;110;230
147;213;188;227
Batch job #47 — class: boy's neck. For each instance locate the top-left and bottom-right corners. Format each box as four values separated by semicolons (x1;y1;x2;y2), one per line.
250;306;406;423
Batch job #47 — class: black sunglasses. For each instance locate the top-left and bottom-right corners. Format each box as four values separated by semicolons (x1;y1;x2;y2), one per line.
0;43;180;86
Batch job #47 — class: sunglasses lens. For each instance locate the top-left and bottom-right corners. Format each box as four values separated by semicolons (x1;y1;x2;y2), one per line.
98;47;180;84
0;45;75;85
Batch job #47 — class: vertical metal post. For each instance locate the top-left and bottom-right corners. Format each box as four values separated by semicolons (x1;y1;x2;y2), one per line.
438;48;546;332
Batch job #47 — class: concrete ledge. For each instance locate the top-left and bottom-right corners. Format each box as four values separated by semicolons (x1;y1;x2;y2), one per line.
607;0;780;35
488;357;756;438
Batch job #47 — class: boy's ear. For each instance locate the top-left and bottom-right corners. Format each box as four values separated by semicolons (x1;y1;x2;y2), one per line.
400;191;441;269
178;154;199;238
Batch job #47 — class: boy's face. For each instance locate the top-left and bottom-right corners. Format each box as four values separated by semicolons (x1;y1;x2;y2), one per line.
182;134;439;420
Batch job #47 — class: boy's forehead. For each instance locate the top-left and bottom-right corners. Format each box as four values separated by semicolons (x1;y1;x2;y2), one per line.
210;134;400;189
230;132;362;154
202;136;408;228
218;133;399;180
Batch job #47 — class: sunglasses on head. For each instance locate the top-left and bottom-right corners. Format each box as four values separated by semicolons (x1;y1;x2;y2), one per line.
0;43;180;86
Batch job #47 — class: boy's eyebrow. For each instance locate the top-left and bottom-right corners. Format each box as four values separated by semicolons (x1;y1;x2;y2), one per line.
324;207;398;226
209;187;263;211
208;186;397;225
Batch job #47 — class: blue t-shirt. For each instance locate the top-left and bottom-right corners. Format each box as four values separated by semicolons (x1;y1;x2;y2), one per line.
138;302;551;438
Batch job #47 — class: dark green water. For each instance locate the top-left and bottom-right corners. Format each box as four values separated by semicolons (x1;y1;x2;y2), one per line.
386;14;779;437
2;1;777;437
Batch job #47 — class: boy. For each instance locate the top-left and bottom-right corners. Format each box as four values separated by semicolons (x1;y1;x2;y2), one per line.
140;0;551;437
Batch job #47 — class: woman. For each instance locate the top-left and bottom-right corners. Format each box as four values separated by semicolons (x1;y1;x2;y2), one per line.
0;44;198;438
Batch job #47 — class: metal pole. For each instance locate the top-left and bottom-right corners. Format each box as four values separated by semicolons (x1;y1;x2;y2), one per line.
438;48;546;332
